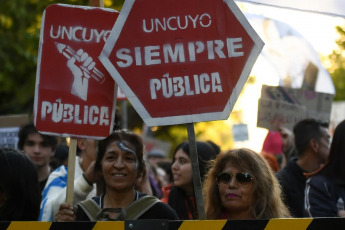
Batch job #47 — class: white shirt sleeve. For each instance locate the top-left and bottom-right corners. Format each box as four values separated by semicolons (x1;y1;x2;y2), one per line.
39;156;96;221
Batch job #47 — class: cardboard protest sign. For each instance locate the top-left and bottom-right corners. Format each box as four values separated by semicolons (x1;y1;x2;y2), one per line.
257;98;307;130
100;0;264;127
100;0;263;219
257;85;334;130
33;3;119;205
34;4;119;139
0;114;29;149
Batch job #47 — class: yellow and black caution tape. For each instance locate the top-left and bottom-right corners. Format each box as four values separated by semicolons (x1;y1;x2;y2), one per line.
1;218;345;230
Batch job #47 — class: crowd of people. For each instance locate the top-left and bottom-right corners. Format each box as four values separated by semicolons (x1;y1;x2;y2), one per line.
0;117;344;221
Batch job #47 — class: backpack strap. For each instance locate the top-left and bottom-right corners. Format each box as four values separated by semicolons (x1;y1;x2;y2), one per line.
77;195;160;221
124;195;161;220
77;199;101;221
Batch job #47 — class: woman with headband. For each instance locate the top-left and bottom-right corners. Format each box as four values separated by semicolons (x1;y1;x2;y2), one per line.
203;148;290;219
55;130;178;221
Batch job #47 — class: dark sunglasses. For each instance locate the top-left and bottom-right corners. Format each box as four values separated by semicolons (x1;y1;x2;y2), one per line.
216;172;253;185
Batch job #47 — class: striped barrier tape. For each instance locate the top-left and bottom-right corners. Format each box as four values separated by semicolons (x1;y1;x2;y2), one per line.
1;218;345;230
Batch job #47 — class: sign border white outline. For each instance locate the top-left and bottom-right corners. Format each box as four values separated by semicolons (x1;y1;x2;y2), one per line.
34;4;117;139
100;0;264;127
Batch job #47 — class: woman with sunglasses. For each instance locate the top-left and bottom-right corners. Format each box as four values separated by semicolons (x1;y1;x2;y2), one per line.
55;130;179;221
161;141;217;219
203;148;290;219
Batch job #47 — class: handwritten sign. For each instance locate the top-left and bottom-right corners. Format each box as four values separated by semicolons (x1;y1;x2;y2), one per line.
257;85;334;130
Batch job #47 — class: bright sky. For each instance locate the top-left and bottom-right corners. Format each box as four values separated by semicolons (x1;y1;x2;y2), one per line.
239;3;345;56
224;3;345;153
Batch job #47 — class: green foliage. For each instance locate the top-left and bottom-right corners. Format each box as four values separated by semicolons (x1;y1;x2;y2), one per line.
151;124;188;158
0;0;40;114
328;25;345;101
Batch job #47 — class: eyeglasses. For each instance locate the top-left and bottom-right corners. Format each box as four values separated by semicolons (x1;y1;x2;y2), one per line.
216;172;253;185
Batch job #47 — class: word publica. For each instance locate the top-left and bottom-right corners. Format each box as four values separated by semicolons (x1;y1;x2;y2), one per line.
50;25;111;43
143;13;211;33
150;72;222;99
116;38;243;68
41;99;110;125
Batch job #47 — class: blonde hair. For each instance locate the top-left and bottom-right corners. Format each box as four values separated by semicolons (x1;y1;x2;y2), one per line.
203;148;290;219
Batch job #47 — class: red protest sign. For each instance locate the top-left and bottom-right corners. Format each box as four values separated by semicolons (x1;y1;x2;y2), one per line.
34;4;119;139
100;0;263;126
117;87;127;100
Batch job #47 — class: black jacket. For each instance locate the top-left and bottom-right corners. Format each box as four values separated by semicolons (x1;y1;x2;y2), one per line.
277;157;306;217
304;174;345;217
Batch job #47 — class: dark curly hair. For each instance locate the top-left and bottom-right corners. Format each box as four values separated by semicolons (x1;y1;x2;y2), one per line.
95;130;145;188
18;123;57;151
0;148;41;220
168;141;217;219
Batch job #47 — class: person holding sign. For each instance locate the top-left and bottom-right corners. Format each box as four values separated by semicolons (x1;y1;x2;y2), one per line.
55;130;178;221
161;141;217;219
39;138;98;221
203;148;290;219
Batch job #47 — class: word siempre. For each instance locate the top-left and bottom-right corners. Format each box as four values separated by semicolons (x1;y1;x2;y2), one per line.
116;38;244;67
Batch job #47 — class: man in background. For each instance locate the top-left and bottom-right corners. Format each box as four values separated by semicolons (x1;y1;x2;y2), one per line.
18;123;57;193
277;118;331;217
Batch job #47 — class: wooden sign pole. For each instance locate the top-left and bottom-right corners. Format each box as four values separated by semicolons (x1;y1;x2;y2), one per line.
66;0;104;206
65;138;77;205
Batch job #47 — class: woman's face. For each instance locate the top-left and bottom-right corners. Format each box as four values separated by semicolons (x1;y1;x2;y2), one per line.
172;148;193;194
217;161;255;219
101;141;139;192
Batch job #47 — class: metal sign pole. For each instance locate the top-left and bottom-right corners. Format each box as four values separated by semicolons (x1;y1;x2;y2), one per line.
186;123;206;220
